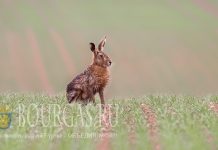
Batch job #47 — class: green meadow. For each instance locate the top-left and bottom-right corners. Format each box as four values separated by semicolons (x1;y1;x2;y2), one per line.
0;93;218;150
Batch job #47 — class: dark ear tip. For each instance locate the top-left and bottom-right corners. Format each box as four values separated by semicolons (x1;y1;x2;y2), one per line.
89;42;95;51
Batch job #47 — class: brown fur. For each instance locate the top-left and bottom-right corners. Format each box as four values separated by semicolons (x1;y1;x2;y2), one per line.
66;36;111;107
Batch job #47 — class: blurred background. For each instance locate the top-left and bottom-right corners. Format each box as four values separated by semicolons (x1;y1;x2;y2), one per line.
0;0;218;97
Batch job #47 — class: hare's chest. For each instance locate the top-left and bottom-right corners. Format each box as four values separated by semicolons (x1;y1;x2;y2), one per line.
90;72;109;91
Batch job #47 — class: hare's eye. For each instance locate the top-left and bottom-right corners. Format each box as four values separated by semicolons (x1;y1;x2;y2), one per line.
99;54;103;58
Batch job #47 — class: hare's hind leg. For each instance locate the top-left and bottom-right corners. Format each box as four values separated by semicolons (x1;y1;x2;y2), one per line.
81;97;96;106
87;88;96;106
67;90;80;103
90;96;96;106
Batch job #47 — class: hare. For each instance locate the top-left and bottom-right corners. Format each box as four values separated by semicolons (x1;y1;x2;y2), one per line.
66;36;112;108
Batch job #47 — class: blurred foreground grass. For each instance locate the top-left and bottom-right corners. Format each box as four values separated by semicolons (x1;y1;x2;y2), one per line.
0;93;217;150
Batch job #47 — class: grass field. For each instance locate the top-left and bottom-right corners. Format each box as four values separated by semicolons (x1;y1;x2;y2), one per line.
0;93;218;150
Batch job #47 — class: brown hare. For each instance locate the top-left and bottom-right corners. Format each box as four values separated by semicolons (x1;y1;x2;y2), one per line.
66;36;112;108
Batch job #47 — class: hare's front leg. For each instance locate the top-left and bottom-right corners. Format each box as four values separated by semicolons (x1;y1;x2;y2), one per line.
89;92;96;106
99;89;105;109
87;88;96;106
90;96;96;106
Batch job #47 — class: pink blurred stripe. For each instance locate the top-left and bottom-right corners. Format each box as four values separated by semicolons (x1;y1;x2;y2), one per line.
193;0;218;18
167;0;197;21
6;31;29;91
50;30;75;75
26;29;54;94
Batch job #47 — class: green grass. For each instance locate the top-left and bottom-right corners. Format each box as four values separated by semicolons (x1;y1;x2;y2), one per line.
0;93;218;150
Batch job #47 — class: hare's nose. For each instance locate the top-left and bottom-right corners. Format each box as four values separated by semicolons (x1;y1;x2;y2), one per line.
109;61;112;65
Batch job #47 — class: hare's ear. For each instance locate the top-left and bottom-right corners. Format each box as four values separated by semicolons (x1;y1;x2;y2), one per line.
89;43;95;52
98;36;106;51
